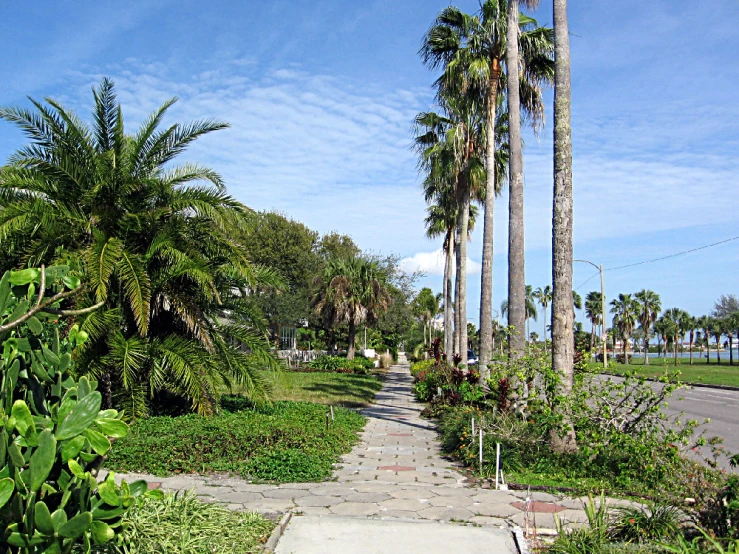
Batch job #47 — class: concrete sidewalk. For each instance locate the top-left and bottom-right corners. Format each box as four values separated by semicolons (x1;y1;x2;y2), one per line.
275;515;517;554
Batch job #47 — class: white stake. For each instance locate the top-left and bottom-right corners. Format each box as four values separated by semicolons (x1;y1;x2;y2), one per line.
471;417;475;435
495;442;501;490
330;405;334;421
479;427;483;468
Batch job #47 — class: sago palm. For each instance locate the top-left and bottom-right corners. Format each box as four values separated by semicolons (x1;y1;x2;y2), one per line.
0;78;277;416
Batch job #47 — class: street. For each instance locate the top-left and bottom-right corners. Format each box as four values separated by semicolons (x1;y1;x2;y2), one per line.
597;375;739;470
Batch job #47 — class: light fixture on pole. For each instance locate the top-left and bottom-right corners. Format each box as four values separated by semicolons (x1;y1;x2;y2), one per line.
574;259;608;369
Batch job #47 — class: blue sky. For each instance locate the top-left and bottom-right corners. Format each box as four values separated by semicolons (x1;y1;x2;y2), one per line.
1;0;738;336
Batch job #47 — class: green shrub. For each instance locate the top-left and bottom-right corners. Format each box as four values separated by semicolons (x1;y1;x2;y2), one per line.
307;355;374;374
81;491;273;554
611;504;681;543
106;399;365;482
0;267;155;553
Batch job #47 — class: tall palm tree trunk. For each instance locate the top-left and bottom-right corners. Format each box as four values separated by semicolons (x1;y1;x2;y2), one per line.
716;337;721;364
507;0;526;361
347;321;357;360
454;226;462;356
444;234;455;360
478;62;501;376
551;0;576;453
644;334;650;365
457;187;470;361
689;330;694;365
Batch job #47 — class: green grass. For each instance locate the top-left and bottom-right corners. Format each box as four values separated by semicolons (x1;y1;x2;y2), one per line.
82;492;274;554
261;370;384;407
107;399;366;482
589;358;739;387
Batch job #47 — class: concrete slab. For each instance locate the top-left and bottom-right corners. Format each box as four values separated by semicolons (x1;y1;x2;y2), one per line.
274;515;517;554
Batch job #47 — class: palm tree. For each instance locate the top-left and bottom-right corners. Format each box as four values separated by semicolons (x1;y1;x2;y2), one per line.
414;105;483;360
414;287;440;346
0;79;276;416
720;316;735;366
663;308;690;366
533;285;552;351
313;256;392;360
654;317;671;361
551;0;575;455
585;291;603;351
697;315;712;364
421;1;554;365
710;317;723;364
634;289;661;365
610;294;638;363
685;314;698;365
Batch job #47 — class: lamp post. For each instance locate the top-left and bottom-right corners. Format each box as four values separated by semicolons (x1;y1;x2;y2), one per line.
574;259;608;369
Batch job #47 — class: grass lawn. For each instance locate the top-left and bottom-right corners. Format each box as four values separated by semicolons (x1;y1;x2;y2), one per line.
261;370;384;407
589;357;739;387
107;398;366;482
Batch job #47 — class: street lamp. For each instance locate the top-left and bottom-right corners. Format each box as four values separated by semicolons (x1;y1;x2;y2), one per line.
574;259;608;369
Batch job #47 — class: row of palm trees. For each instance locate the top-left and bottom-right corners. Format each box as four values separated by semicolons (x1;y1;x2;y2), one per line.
416;0;575;379
589;289;739;366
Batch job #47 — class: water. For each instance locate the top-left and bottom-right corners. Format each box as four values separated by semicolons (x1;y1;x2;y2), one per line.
632;349;737;360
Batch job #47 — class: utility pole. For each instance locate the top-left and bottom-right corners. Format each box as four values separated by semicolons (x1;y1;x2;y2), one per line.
574;259;608;369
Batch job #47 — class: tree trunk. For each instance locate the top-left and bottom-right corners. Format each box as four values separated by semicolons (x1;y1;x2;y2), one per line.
730;335;734;366
444;235;454;360
454;226;462;356
544;305;548;354
456;183;470;363
551;0;576;454
689;330;694;365
347;322;357;360
457;186;470;362
644;333;650;365
479;64;501;377
716;337;721;364
507;0;526;361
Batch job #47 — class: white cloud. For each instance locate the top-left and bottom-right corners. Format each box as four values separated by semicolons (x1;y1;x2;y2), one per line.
400;249;481;276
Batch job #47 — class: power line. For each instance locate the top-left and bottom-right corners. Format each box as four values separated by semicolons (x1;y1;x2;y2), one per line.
574;270;600;292
604;235;739;272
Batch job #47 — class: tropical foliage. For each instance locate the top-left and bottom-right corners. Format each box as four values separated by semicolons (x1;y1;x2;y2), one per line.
0;79;278;417
312;256;392;360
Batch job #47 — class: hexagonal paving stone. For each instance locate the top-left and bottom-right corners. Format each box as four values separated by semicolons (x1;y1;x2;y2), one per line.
378;498;428;511
472;502;521;518
428;495;474;508
342;492;391;503
330;502;381;516
295;495;346;507
262;488;312;499
418;506;474;521
389;488;438;500
211;491;263;503
468;516;509;527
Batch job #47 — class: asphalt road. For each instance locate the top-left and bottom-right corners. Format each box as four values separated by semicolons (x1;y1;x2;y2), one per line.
597;375;739;470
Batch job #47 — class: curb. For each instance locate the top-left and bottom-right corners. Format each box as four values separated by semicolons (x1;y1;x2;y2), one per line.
601;372;739;392
512;526;530;554
261;511;292;553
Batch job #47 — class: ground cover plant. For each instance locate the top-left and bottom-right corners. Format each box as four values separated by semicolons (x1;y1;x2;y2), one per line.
106;398;365;482
260;370;383;407
81;492;274;554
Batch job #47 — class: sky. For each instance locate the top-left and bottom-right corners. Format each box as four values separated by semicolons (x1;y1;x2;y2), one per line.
1;0;738;337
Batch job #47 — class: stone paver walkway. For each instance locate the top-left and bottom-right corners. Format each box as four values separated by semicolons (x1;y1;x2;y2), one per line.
114;362;601;545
